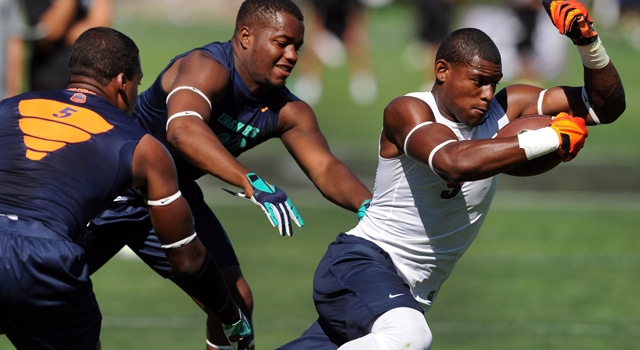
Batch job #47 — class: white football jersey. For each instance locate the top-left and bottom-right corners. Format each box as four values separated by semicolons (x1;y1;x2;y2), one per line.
347;91;510;310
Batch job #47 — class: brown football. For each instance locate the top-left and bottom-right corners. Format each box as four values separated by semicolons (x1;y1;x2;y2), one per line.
495;115;563;177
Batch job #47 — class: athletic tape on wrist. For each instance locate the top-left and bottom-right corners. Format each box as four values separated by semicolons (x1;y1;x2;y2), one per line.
166;86;212;110
160;232;197;249
166;111;204;131
577;37;609;70
517;127;559;160
147;191;182;206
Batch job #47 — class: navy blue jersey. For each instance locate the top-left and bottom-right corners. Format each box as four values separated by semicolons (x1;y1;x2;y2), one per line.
0;89;146;240
134;40;299;181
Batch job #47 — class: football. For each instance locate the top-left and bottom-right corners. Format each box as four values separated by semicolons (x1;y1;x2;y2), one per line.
495;115;563;177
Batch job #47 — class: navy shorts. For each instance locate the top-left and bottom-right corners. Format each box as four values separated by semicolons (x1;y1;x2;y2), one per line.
0;217;101;349
80;181;239;279
279;233;423;348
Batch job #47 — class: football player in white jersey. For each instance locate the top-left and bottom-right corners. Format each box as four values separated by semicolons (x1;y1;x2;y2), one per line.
278;1;625;349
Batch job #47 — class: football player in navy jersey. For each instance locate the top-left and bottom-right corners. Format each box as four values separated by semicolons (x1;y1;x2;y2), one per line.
78;0;373;349
0;27;251;350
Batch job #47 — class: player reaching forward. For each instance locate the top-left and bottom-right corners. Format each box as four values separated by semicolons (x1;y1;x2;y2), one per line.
0;27;251;350
78;0;372;349
279;1;625;348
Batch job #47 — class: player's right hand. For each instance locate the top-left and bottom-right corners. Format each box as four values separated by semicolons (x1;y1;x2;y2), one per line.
222;309;254;350
246;172;304;236
542;0;598;45
550;112;588;162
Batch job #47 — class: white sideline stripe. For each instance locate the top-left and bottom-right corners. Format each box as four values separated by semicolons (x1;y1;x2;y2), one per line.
100;316;640;337
433;321;640;337
102;316;201;328
493;191;640;212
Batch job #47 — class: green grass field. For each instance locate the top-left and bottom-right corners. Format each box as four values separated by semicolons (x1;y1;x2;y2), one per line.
2;2;640;349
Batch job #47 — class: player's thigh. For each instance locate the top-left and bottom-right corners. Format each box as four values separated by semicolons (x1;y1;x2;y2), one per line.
0;227;101;349
313;233;422;344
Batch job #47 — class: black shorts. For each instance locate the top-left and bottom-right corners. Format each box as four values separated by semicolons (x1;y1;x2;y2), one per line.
279;233;423;348
0;216;101;349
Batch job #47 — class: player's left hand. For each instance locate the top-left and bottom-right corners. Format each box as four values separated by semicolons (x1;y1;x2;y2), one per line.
239;172;304;236
550;112;588;161
542;0;598;45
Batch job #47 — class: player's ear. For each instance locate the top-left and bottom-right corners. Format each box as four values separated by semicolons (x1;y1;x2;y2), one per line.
434;60;449;83
238;27;251;49
116;73;127;90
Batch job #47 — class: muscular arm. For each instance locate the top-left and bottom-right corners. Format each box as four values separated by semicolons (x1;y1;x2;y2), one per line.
163;51;254;195
279;101;372;212
131;135;203;273
501;4;625;125
539;63;625;125
387;96;528;183
131;134;242;324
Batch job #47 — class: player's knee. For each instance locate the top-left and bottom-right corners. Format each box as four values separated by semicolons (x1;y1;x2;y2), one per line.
372;307;432;350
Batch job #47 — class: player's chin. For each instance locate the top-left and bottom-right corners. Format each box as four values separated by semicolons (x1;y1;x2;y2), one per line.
269;77;288;89
466;110;488;126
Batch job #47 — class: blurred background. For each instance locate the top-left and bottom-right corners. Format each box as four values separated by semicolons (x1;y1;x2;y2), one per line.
2;0;639;349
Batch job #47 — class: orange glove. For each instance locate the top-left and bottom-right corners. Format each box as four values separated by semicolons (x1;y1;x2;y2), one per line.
542;0;598;45
550;112;588;161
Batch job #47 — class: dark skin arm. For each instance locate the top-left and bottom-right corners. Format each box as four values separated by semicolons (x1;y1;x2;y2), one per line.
163;50;371;212
163;51;255;195
384;96;528;183
496;48;625;124
130;134;243;326
131;134;204;274
278;99;372;212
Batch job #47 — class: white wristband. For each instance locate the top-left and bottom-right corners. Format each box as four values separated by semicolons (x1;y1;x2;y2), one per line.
578;37;610;69
517;127;559;160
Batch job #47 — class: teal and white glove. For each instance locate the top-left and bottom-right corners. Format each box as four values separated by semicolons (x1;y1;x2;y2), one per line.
222;308;253;350
357;199;371;221
223;173;304;236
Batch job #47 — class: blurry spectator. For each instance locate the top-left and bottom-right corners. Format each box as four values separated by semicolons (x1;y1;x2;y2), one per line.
22;0;113;91
618;0;640;50
461;0;567;83
1;0;24;98
403;0;457;91
510;0;543;83
291;0;382;106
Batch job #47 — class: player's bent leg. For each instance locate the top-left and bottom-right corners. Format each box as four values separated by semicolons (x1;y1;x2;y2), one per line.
338;307;432;350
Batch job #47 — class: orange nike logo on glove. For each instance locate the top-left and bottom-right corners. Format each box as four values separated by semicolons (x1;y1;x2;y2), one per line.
18;98;114;161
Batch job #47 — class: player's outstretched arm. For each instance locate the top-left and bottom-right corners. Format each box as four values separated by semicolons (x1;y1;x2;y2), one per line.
278;101;373;219
541;0;625;124
132;135;253;349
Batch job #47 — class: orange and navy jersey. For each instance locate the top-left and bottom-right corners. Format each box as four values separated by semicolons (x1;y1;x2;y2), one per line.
0;89;146;240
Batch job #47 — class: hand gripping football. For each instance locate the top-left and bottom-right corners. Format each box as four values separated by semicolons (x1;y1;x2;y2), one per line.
496;115;563;176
